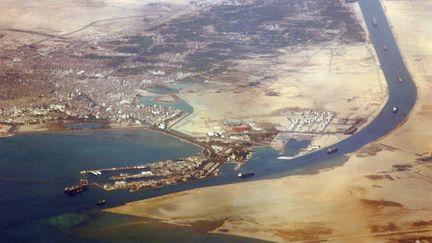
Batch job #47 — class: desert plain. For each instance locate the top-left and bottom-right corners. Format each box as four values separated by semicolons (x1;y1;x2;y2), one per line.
107;0;432;242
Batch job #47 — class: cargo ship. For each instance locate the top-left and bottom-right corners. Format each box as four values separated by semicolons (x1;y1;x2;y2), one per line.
238;172;255;178
97;199;107;206
64;179;89;194
326;147;338;154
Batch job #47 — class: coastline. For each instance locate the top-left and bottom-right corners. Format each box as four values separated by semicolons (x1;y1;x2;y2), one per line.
104;1;432;242
0;0;429;241
2;0;392;182
10;121;147;135
7;120;210;153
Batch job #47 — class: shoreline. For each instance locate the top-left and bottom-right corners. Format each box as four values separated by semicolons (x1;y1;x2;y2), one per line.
9;121;209;152
103;0;427;242
0;0;397;186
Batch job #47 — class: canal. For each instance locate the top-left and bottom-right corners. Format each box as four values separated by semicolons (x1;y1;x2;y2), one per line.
0;0;417;241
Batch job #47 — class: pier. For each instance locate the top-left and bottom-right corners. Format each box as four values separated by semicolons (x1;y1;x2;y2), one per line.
78;127;253;192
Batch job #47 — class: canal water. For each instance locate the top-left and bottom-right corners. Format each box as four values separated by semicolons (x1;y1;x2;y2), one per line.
236;0;417;179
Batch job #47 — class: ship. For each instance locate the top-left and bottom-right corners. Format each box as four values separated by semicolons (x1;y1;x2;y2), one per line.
326;147;338;154
64;179;89;195
383;45;388;52
238;172;255;178
372;17;378;27
392;106;399;113
97;199;107;206
397;77;403;83
89;170;101;176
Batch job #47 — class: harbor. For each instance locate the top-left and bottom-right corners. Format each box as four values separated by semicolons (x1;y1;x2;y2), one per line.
63;106;365;193
64;0;418;195
75;128;254;192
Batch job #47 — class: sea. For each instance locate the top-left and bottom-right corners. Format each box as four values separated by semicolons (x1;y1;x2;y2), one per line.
0;129;266;242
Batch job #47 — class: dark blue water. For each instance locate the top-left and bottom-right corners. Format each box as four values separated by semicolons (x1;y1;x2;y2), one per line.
0;130;198;239
0;0;417;241
0;130;268;242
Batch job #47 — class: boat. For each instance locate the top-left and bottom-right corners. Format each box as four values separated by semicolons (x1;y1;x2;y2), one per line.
372;17;378;27
97;199;107;206
238;172;255;178
90;170;101;176
392;106;398;113
326;147;338;154
397;77;403;83
383;45;388;52
64;179;89;195
141;171;153;176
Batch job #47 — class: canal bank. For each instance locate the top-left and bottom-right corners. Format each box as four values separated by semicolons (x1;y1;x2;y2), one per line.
0;0;418;241
108;0;418;191
107;2;431;241
99;0;419;229
95;0;418;239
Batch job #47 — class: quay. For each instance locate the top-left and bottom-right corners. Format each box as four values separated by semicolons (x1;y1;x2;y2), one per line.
78;126;253;192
